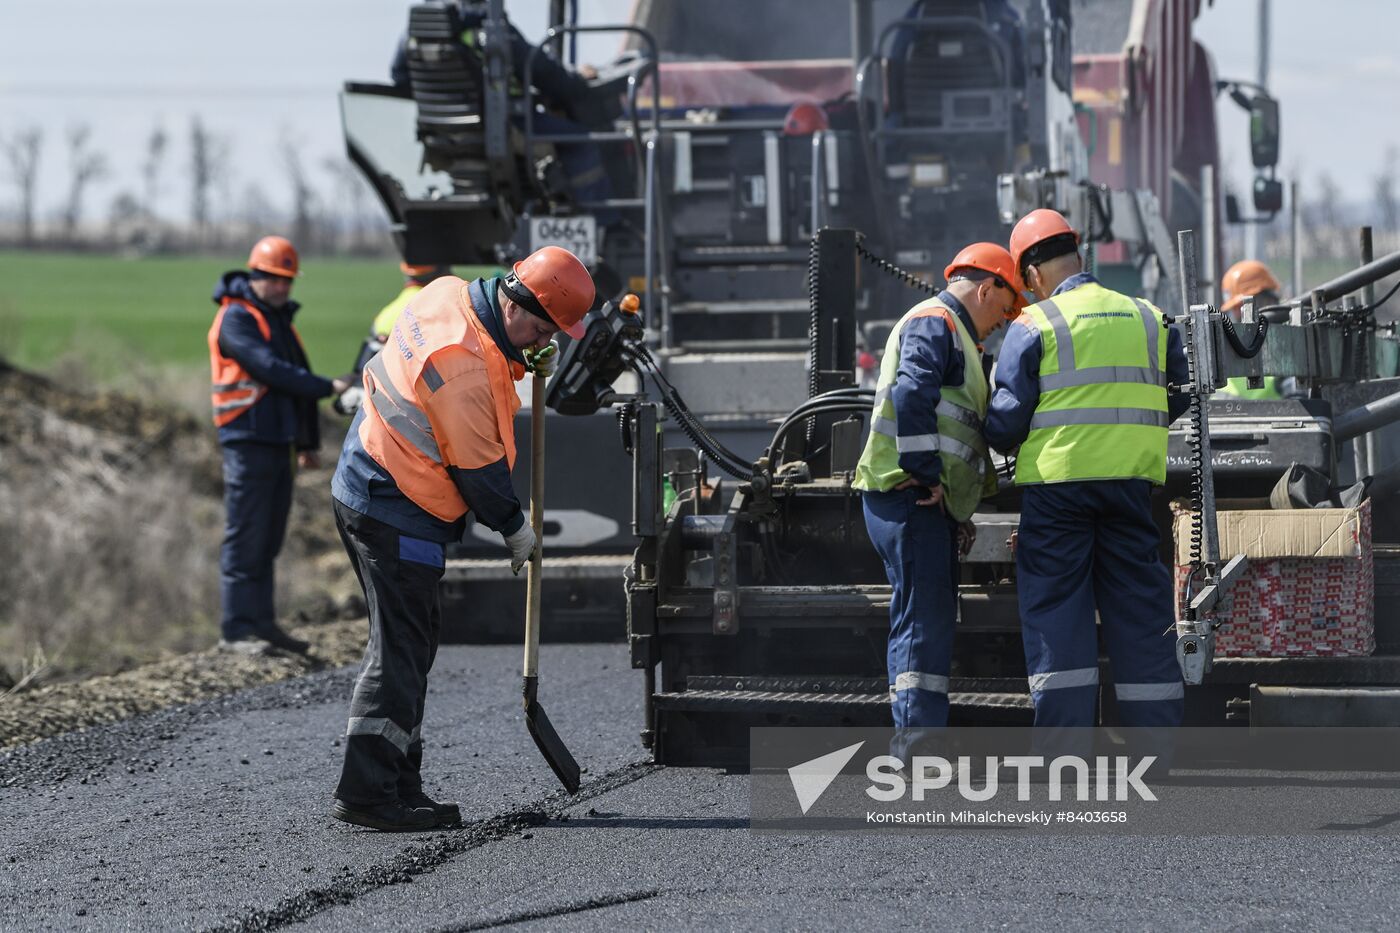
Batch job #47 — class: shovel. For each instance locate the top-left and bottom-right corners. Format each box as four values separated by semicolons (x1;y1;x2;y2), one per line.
522;370;581;794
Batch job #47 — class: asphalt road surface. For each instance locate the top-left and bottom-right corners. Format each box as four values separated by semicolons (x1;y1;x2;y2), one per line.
5;643;1400;931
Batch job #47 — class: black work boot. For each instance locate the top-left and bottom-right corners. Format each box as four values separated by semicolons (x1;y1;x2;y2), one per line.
402;792;462;826
260;622;310;655
331;799;440;832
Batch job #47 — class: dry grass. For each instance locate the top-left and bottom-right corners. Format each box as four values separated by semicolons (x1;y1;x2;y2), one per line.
0;358;359;687
0;618;370;748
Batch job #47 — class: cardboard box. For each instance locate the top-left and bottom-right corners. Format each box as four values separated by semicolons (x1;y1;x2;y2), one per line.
1172;500;1375;657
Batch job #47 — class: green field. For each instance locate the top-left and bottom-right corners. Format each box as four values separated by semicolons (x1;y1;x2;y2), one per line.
0;251;497;383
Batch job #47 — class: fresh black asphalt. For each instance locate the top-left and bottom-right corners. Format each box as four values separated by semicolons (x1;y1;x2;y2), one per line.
4;643;1400;931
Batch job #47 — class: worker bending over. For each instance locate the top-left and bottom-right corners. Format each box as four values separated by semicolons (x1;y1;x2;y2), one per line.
208;236;352;655
329;246;594;832
854;243;1024;730
985;209;1190;727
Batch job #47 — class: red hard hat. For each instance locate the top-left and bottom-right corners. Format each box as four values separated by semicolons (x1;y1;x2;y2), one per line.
508;246;596;340
247;235;299;278
783;102;830;137
1221;259;1282;312
944;241;1028;314
1009;209;1078;288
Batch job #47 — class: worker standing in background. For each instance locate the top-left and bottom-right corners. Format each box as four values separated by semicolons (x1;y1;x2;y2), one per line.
208;236;353;655
854;243;1024;731
985;209;1190;727
329;246;594;832
337;263;454;416
372;263;453;341
1218;259;1284;400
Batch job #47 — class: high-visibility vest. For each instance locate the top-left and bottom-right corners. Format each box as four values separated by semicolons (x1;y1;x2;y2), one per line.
358;277;525;522
207;298;305;427
1014;282;1170;485
371;284;422;339
1218;376;1282;400
853;297;997;521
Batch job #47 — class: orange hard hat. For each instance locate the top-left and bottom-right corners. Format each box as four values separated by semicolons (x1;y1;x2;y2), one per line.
505;246;596;339
944;241;1028;314
1221;259;1282;312
1009;209;1078;288
247;235;299;278
783;102;830;137
400;261;450;280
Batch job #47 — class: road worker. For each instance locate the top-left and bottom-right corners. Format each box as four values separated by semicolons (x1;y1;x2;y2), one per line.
854;243;1024;732
1218;259;1284;400
329;246;595;831
372;263;453;341
208;235;352;655
985;209;1191;727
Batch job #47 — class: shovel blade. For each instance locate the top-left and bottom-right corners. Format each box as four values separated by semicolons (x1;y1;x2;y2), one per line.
526;699;581;794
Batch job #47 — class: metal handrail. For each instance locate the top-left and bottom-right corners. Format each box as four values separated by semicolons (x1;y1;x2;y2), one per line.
523;25;661;189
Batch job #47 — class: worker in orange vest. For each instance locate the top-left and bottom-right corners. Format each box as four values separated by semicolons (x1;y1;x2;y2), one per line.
329;246;595;831
208;235;353;655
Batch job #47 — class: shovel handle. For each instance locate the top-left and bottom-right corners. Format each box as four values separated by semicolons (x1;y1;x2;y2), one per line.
523;373;546;680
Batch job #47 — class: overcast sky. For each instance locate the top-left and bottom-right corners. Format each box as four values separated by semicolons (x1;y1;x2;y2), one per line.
1;1;1394;228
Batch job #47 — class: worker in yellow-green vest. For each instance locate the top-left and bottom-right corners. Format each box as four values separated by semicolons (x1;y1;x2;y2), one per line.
854;242;1024;730
372;263;453;341
986;209;1192;727
1217;259;1284;400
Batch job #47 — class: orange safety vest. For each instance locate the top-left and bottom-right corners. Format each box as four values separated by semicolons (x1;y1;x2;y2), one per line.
358;277;526;522
207;297;310;427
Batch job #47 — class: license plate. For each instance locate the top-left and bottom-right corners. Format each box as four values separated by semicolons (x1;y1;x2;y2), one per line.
529;215;597;267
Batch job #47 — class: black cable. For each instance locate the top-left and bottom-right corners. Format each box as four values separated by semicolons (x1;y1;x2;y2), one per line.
1221;314;1267;358
625;348;753;478
806;231;824;428
1084;183;1115;243
854;236;937;295
1360;277;1400;315
617;401;635;456
767;402;873;465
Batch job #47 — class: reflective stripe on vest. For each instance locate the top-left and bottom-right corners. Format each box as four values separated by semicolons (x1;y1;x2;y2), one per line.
208;298;273;427
358;276;524;523
1014;283;1170;486
364;354;441;461
853;298;996;520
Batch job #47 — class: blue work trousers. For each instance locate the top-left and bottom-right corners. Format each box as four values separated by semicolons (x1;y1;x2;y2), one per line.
219;441;294;640
333;500;445;806
1017;480;1184;727
863;487;959;728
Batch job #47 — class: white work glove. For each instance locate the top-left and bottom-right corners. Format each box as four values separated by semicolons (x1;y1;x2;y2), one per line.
334;385;365;416
524;342;559;378
504;522;538;575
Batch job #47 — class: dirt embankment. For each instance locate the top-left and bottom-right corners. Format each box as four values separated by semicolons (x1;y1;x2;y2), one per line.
0;357;362;693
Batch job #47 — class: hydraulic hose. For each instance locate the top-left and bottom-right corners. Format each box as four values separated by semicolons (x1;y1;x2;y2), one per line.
1221;314;1267;359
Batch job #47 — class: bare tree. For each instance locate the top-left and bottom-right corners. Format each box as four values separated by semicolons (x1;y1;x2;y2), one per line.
107;190;144;250
141;124;168;224
61;125;109;244
281;134;318;252
1304;171;1346;261
189;117;229;247
1374;146;1400;248
4;127;44;247
239;181;276;241
190;116;214;243
321;156;373;254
